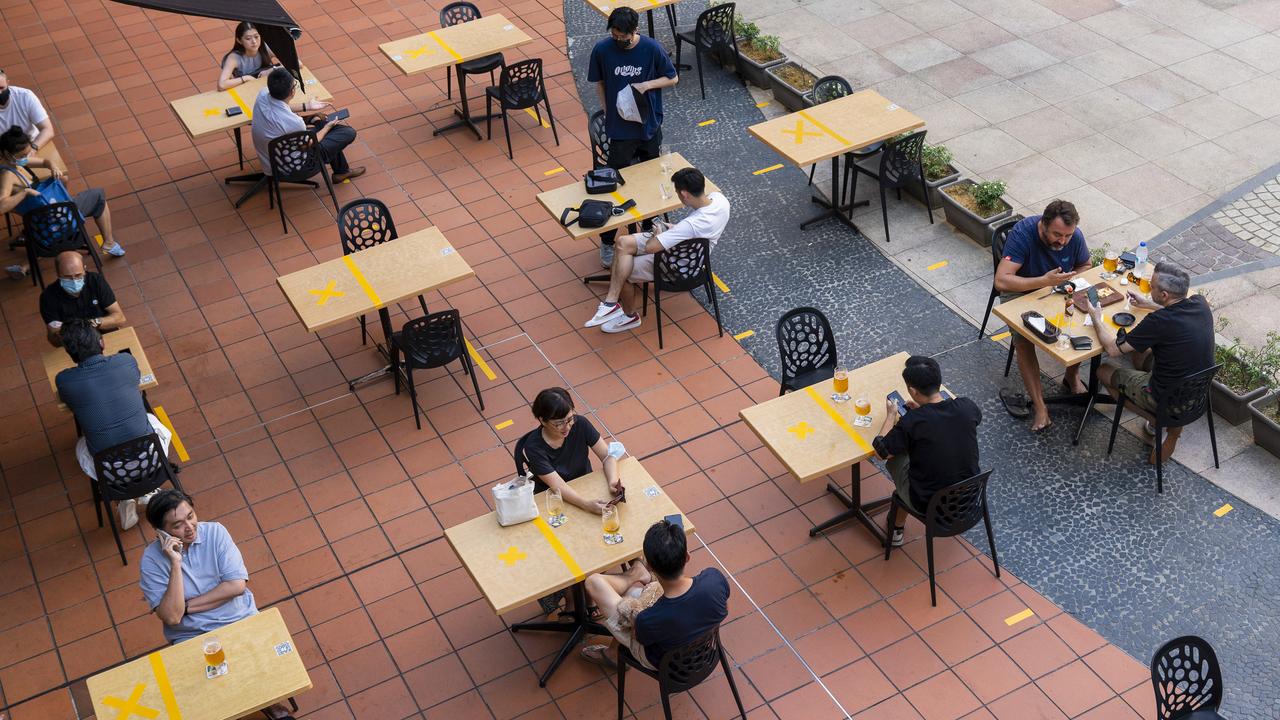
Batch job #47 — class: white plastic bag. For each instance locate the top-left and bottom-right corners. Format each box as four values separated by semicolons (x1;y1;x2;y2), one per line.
493;475;538;527
616;85;649;124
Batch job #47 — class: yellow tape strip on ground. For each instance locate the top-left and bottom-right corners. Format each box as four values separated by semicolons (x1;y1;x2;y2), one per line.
341;255;383;308
543;166;565;176
464;338;497;380
1214;503;1233;517
990;331;1011;342
927;260;948;271
733;330;754;340
755;101;770;108
753;164;783;176
225;86;252;119
1005;608;1035;626
495;419;514;430
796;110;851;146
151;406;189;463
428;30;463;61
803;386;873;454
698;119;716;126
523;107;551;128
149;652;183;720
609;191;644;220
533;517;586;582
712;273;730;293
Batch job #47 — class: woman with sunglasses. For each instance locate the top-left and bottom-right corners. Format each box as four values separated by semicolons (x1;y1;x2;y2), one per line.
522;387;622;514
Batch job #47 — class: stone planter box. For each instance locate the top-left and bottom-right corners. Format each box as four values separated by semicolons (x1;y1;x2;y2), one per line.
905;164;961;209
938;178;1012;247
1211;379;1268;426
766;62;817;113
735;40;785;90
1248;391;1280;459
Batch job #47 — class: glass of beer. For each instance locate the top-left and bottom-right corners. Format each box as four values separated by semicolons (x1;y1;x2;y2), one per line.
1138;272;1151;295
854;396;871;416
546;488;565;528
203;637;227;678
1103;250;1118;275
831;367;850;403
602;505;622;545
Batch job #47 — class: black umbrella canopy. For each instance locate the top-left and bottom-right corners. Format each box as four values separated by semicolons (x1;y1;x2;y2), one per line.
111;0;302;78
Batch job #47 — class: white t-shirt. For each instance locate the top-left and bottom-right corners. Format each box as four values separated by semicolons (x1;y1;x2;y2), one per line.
657;192;731;251
0;87;49;140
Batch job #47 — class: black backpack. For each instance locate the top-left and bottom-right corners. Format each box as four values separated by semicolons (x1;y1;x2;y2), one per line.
560;198;635;229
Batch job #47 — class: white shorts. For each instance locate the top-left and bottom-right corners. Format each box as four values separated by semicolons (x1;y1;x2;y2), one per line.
76;414;173;480
629;254;654;282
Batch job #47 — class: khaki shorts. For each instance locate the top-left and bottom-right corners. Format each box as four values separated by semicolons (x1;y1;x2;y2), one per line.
1113;367;1158;413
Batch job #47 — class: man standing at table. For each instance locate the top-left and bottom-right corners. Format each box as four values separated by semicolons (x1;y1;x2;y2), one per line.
994;199;1091;433
1086;261;1212;464
252;67;365;184
40;251;126;347
588;7;678;268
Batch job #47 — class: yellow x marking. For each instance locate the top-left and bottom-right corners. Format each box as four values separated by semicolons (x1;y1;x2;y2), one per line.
308;280;346;306
405;45;434;59
788;421;814;439
498;546;528;566
103;684;160;720
780;118;823;144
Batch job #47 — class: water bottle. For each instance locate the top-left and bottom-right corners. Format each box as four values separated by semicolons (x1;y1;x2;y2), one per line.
1135;241;1148;267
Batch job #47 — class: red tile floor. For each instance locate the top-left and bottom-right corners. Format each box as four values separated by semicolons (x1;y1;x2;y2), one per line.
0;0;1158;717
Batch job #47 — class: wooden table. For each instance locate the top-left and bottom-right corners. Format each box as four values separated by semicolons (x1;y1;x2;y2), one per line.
276;226;473;388
446;457;693;686
741;352;952;541
44;326;157;406
583;0;680;40
87;608;310;720
747;89;924;233
993;264;1157;444
380;14;533;138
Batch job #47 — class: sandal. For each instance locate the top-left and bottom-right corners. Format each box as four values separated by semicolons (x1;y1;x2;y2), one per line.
999;388;1030;419
581;644;617;669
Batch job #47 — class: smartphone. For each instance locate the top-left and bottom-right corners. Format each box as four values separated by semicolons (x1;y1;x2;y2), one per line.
664;514;684;529
156;529;173;545
326;108;350;124
225;106;243;117
940;388;954;401
887;390;909;417
1086;286;1100;306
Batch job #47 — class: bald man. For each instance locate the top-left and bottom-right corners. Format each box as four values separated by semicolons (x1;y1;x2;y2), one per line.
39;251;124;346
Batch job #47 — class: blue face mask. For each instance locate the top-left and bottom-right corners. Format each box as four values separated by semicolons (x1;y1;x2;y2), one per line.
14;157;28;167
60;277;85;295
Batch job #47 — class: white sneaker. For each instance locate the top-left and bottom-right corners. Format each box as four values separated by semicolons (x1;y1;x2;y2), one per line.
602;313;641;333
889;527;905;547
118;499;139;530
585;302;624;328
136;489;159;512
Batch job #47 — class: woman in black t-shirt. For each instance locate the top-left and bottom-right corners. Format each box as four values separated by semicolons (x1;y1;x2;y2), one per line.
521;387;622;514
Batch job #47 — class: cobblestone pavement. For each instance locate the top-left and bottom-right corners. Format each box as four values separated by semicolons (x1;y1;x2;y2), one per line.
1155;166;1280;276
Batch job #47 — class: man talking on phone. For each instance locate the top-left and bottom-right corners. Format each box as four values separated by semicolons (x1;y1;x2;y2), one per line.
993;199;1091;433
251;67;364;183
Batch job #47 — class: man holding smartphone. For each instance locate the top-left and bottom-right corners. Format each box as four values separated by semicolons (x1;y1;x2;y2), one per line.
251;67;364;183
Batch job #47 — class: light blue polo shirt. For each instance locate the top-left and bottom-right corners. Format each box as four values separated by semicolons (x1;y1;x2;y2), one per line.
139;521;257;644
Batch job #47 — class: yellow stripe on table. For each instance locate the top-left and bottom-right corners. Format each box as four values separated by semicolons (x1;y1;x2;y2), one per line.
609;191;644;220
804;386;874;454
428;30;463;61
341;255;383;307
533;517;586;582
796;110;851;146
225;86;252;118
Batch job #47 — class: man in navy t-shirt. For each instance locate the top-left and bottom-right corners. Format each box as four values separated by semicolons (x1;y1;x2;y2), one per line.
994;199;1092;432
587;7;678;267
633;520;728;668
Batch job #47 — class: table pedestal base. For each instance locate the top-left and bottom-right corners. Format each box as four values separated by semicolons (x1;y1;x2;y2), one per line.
809;463;891;543
1040;355;1114;445
800;156;869;233
433;106;501;140
225;173;318;209
511;582;608;687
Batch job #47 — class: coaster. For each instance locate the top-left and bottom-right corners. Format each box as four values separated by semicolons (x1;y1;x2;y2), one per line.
643;487;659;498
852;415;873;428
275;642;293;656
206;662;228;679
546;514;566;528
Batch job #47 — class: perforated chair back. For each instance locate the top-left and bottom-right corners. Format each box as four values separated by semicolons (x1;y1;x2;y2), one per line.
654;238;712;293
694;3;736;53
657;627;724;694
811;75;853;104
1155;364;1221;430
440;1;481;26
878;130;927;190
398;310;466;369
494;59;546;111
1151;635;1224;719
923;470;993;538
26;202;86;256
338;198;398;254
267;130;324;182
94;434;172;502
775;307;836;390
990;216;1021;273
589;110;610;169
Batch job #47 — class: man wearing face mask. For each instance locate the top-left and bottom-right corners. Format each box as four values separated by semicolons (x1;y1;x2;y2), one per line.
993;199;1091;433
0;69;55;151
39;251;126;347
587;7;678;268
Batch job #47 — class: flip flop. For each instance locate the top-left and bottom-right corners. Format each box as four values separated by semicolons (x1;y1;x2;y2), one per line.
999;388;1031;419
581;644;617;669
1032;421;1054;434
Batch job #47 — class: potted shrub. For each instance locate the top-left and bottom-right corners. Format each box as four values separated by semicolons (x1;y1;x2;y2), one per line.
737;31;786;90
939;178;1012;246
767;61;818;112
905;143;960;208
1211;338;1272;425
1249;389;1280;459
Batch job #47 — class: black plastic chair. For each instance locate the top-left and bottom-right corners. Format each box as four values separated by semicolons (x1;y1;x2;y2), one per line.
806;76;853;187
588;110;610;170
267;130;339;233
440;2;504;112
1106;364;1220;494
92;434;182;565
24;201;102;289
883;470;998;607
981;215;1022;377
484;59;559;160
390;310;484;429
1150;635;1225;720
639;238;723;349
337;199;430;346
616;627;746;720
674;3;738;100
775;307;837;396
843;130;931;244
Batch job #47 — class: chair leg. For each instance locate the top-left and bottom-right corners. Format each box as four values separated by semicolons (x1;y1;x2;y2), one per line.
979;291;996;339
359;315;367;346
1155;423;1163;494
544;96;560;147
1207;397;1220;469
1106;395;1126;456
390;340;402;395
104;492;127;566
719;647;748;719
695;47;706;101
925;531;937;607
267;176;275;209
463;353;485;411
616;656;627;720
91;478;104;528
417;294;430;316
502;109;513;160
880;186;890;243
921;173;934;224
654;286;664;349
982;505;1000;578
323;171;339;214
27;240;39;287
705;279;723;337
674;36;683;70
408;364;421;430
660;691;674;720
289;698;298;712
641;282;649;317
486;93;494;139
883;495;899;560
807;164;815;187
276;179;288;234
1003;342;1014;378
446;65;453;100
